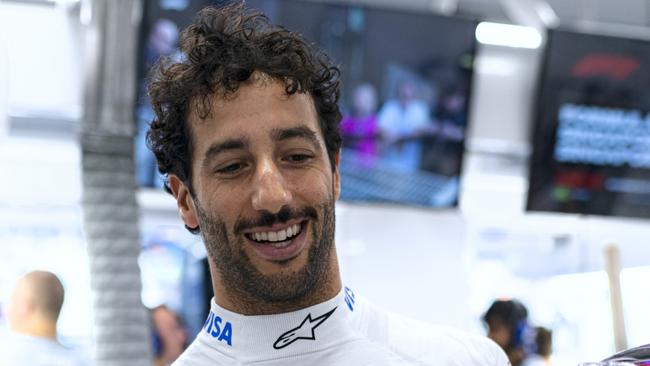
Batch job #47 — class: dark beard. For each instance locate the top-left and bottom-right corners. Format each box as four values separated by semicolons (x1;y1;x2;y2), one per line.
195;198;336;307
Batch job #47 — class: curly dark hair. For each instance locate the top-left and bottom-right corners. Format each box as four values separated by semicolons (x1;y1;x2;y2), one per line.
146;2;342;195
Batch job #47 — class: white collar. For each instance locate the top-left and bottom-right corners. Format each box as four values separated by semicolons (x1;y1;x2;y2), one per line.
196;286;358;362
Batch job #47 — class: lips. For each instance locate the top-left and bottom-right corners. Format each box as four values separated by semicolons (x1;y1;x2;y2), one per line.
244;221;308;262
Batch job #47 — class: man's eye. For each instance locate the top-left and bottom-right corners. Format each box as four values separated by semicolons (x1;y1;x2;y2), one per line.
216;163;243;174
287;154;312;163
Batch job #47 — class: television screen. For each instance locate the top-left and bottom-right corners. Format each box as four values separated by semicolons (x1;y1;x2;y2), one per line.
135;0;227;189
527;28;650;219
136;0;477;208
250;0;477;207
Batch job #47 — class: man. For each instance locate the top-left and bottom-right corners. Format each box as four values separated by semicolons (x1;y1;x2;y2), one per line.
151;305;188;366
484;299;531;366
1;271;88;366
147;3;509;365
377;79;433;172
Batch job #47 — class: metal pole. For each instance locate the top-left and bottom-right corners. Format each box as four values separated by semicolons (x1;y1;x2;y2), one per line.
80;0;152;364
604;244;628;352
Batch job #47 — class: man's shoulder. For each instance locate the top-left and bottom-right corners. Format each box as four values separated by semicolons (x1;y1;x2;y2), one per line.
171;341;206;366
353;297;510;366
171;336;232;366
0;334;89;366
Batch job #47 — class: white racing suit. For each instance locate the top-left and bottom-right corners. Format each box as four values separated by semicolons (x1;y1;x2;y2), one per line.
173;286;510;366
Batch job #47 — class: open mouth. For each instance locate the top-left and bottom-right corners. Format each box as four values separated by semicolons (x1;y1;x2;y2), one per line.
246;224;302;247
243;221;308;261
245;223;303;248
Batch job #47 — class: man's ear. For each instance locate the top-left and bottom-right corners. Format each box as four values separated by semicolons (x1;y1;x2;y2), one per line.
333;151;341;201
168;174;199;230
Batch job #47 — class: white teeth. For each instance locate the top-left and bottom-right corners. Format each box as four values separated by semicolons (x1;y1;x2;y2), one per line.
271;240;291;248
277;230;287;241
249;223;303;243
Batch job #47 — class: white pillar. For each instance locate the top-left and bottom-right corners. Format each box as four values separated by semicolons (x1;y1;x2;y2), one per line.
80;0;152;365
604;244;628;352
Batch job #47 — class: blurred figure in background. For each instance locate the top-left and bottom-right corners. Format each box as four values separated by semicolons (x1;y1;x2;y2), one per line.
0;271;88;366
483;299;531;366
377;79;433;172
340;83;380;166
151;305;188;366
523;327;553;366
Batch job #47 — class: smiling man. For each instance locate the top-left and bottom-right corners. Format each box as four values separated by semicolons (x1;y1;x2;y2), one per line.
147;2;509;365
171;73;340;316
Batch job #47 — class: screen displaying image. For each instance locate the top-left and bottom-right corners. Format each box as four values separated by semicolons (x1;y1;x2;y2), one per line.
136;0;477;208
527;28;650;219
135;0;226;189
249;0;477;207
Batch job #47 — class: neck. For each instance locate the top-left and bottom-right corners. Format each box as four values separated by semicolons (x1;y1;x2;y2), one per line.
211;249;342;315
13;316;57;340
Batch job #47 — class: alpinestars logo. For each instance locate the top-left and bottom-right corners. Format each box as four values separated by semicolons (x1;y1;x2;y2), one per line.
273;307;337;350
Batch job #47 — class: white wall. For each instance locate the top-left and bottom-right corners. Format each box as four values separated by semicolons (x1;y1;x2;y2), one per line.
0;16;8;138
0;3;82;119
336;204;471;328
467;43;543;153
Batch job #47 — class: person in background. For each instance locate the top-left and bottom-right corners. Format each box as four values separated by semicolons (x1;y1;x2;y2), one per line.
151;305;189;366
483;299;532;366
0;271;88;366
146;2;508;365
377;79;433;172
340;83;380;166
523;327;553;366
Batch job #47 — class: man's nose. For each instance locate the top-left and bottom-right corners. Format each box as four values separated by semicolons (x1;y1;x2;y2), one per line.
251;159;292;213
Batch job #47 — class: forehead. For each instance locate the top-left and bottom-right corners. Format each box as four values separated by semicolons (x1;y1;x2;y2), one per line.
11;278;30;299
188;79;322;149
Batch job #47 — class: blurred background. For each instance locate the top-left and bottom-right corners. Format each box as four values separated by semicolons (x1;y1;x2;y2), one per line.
1;0;650;365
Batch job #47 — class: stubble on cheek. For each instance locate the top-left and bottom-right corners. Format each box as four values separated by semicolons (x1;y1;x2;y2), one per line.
194;197;336;308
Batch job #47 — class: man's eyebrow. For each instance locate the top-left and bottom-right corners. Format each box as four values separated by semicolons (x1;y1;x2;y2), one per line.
202;138;249;166
271;126;322;151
